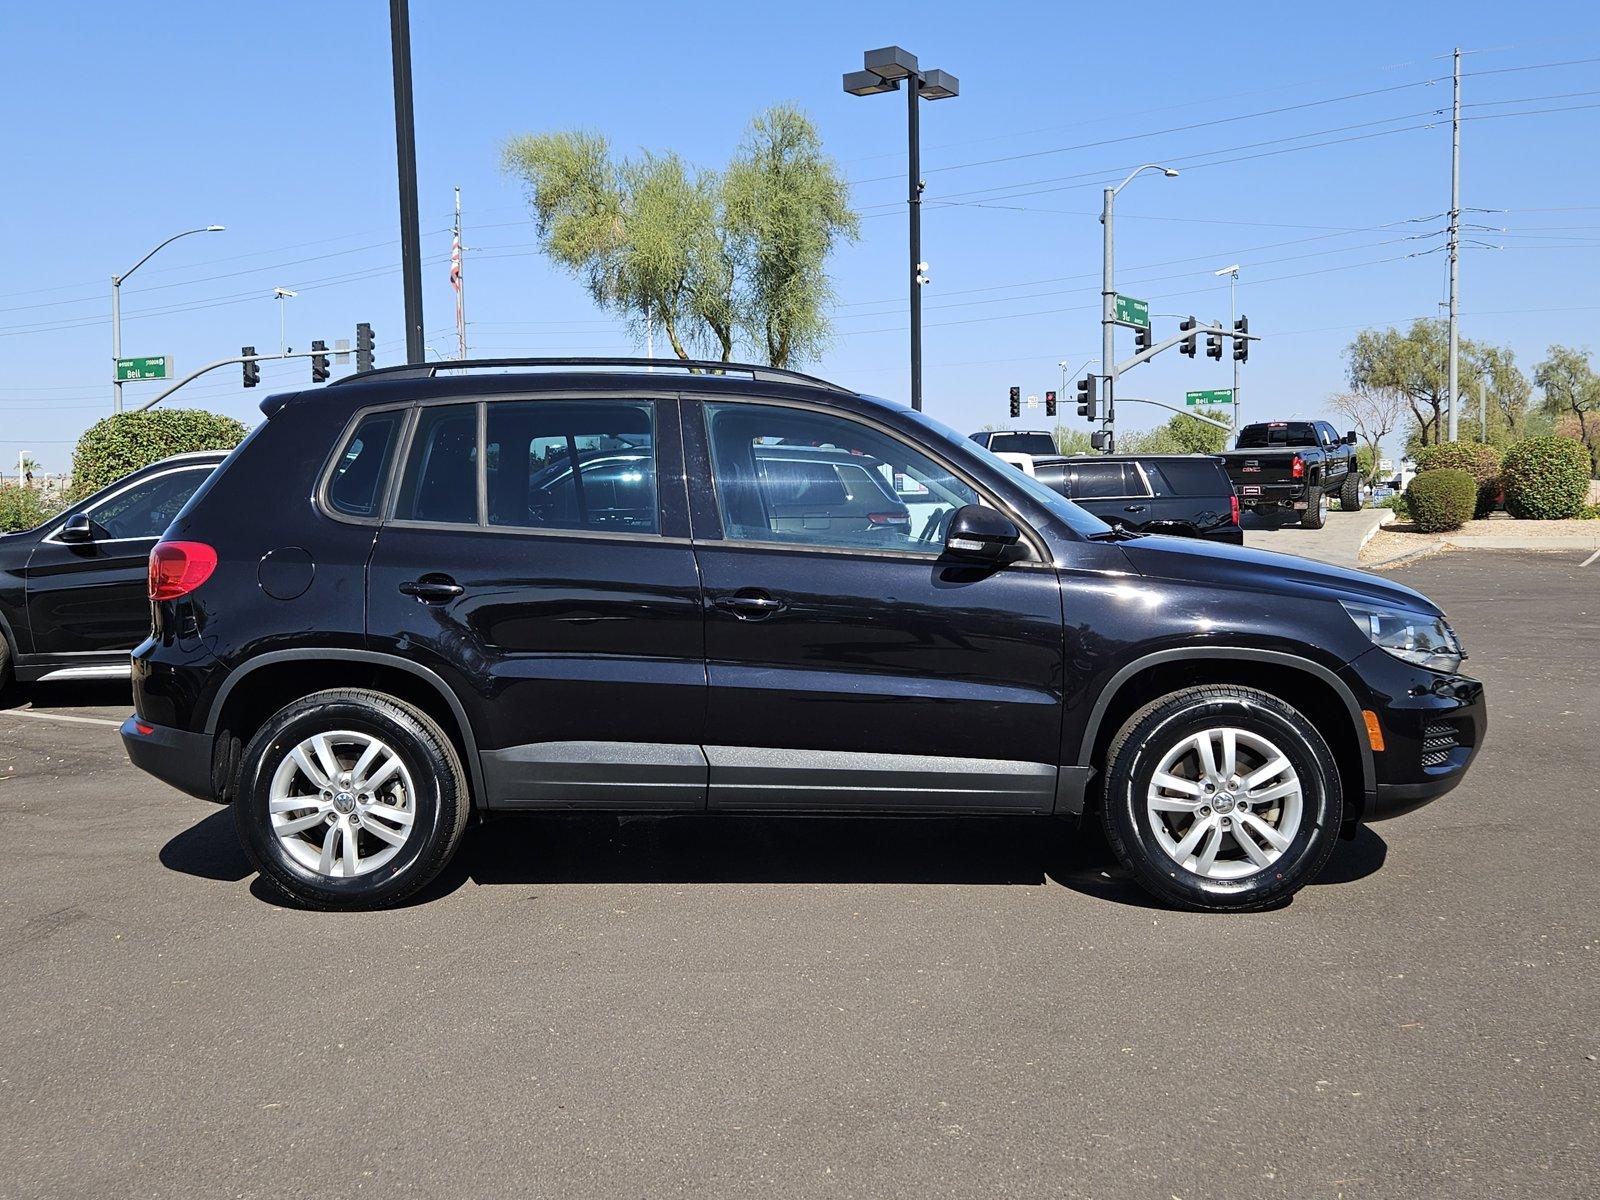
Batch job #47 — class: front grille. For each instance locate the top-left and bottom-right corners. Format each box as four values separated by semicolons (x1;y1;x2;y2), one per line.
1421;721;1459;768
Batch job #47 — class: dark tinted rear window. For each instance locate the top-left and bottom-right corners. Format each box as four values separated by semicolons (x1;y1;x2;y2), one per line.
1145;459;1230;497
984;432;1058;457
1235;422;1316;448
327;411;402;517
1072;463;1144;498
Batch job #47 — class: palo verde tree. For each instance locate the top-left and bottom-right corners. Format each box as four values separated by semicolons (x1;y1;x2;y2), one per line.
1533;344;1600;474
501;106;857;368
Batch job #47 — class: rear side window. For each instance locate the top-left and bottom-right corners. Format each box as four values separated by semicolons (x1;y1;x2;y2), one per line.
327;411;403;517
1071;463;1144;499
755;457;848;507
394;404;480;525
1145;459;1229;497
488;400;656;534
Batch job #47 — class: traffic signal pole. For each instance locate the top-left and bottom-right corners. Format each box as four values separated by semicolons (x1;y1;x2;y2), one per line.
390;0;425;366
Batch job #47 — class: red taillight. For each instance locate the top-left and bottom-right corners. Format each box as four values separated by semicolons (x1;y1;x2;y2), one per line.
148;541;217;601
1291;455;1305;479
1230;493;1240;525
866;511;910;526
134;721;154;736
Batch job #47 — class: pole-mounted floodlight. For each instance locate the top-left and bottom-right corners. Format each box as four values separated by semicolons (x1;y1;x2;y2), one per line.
842;44;960;413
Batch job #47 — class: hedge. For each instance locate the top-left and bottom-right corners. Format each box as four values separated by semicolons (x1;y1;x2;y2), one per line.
69;409;247;500
1500;436;1590;520
0;483;50;533
1406;468;1476;533
1414;441;1502;517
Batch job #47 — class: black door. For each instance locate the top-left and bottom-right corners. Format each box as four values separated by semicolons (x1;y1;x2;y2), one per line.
1067;460;1161;532
364;395;707;810
686;398;1066;813
24;464;214;658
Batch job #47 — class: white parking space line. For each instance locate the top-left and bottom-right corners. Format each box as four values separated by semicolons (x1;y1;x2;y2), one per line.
1580;548;1599;568
0;709;124;729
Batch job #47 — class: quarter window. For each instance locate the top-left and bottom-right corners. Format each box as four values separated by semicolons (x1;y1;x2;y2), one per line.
704;402;978;553
327;410;403;517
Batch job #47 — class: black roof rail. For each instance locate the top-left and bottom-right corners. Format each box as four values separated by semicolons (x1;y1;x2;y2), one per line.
329;356;854;394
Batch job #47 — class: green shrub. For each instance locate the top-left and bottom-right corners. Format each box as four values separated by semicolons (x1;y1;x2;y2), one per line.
0;484;49;533
1406;468;1476;533
1377;492;1410;518
1500;436;1590;520
1415;441;1503;517
68;409;247;500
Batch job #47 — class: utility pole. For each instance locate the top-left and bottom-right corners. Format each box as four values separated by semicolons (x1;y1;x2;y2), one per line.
390;0;425;365
452;186;467;359
1447;46;1462;442
907;73;924;413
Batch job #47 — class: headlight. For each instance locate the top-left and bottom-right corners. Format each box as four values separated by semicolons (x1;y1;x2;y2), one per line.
1341;602;1463;673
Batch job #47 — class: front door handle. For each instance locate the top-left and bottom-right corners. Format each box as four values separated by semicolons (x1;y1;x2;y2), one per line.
1123;504;1148;514
713;591;787;620
398;576;464;604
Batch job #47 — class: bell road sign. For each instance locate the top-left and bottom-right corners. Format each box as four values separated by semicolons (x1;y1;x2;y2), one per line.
115;356;171;382
1114;294;1150;328
1186;388;1234;406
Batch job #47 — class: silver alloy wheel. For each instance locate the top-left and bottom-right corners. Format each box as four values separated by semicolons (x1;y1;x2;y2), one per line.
1145;726;1304;881
268;730;416;879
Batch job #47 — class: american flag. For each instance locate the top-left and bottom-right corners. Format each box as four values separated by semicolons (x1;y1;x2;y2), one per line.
449;232;462;293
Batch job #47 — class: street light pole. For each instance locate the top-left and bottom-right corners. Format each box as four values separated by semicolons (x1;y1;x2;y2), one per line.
390;0;425;365
110;225;225;414
844;46;959;413
1101;165;1178;446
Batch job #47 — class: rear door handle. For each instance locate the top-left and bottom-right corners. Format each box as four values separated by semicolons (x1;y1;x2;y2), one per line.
1123;504;1148;514
713;591;787;619
399;576;464;603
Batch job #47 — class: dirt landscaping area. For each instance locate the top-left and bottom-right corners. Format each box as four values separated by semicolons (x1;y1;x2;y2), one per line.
1362;516;1600;568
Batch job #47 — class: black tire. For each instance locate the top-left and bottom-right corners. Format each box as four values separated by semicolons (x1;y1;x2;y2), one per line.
234;688;470;910
0;630;12;697
1301;491;1327;528
1339;471;1363;511
1099;685;1343;912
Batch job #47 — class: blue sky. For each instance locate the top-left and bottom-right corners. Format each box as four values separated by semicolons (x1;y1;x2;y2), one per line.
3;0;1598;470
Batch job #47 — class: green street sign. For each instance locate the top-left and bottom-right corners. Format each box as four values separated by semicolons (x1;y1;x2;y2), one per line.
1114;294;1150;328
115;355;171;382
1186;388;1234;406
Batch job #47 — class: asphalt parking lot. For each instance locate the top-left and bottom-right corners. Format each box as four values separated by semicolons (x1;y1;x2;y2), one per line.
1;549;1596;1200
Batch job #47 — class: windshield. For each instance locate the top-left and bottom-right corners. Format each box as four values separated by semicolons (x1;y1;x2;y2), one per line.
1235;422;1317;449
902;409;1112;538
983;432;1057;457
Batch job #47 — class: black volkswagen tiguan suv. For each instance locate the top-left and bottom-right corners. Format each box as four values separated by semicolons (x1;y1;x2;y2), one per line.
123;359;1485;912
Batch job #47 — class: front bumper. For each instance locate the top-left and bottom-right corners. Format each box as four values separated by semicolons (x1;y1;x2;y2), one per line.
121;716;214;801
1339;648;1487;823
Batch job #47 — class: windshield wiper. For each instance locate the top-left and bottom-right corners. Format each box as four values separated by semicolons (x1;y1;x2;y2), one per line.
1085;526;1145;542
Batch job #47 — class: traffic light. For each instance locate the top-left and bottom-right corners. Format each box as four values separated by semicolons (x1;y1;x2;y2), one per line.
241;346;259;389
1206;330;1223;360
1180;316;1197;358
1045;390;1057;417
1134;324;1152;353
1076;375;1099;421
1009;385;1020;419
1233;315;1249;362
310;339;330;383
355;322;375;373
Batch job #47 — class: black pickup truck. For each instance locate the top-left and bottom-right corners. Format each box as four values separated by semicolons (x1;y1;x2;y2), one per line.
1218;420;1360;529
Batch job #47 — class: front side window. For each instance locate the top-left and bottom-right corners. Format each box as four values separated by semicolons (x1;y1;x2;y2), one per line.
704;402;977;553
488;400;656;533
328;410;403;517
86;468;210;540
394;404;479;524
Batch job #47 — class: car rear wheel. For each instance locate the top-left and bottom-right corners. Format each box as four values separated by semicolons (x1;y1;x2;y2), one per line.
1301;491;1327;528
1099;685;1343;911
0;630;11;696
234;688;470;910
1340;472;1364;511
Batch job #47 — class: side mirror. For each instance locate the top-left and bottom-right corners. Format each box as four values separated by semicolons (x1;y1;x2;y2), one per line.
58;513;97;543
944;504;1022;563
1344;430;1358;444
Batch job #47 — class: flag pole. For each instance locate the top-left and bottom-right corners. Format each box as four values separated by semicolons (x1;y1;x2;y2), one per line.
452;186;467;359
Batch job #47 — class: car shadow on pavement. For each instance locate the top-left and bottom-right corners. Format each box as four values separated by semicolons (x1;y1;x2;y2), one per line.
0;679;133;711
159;809;1388;911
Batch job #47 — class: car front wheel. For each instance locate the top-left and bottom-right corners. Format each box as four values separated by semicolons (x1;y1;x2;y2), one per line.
234;688;470;910
1100;685;1343;911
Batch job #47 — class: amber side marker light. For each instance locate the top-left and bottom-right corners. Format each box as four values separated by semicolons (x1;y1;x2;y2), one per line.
1362;709;1386;752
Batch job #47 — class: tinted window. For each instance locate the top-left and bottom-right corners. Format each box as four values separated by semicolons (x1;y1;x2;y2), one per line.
705;403;977;553
488;400;656;533
1235;422;1317;449
394;404;479;524
1145;459;1230;497
983;432;1057;457
327;411;402;517
87;468;210;540
1072;463;1141;499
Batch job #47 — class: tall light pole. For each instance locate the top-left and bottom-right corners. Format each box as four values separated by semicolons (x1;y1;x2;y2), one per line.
844;45;959;413
273;287;298;355
1101;165;1177;442
390;0;425;365
111;225;225;413
1215;263;1241;430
